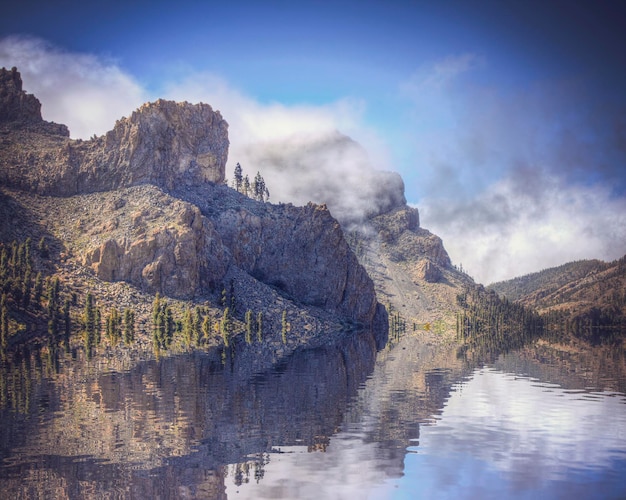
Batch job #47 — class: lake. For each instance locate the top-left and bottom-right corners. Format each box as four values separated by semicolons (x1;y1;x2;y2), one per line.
1;330;625;499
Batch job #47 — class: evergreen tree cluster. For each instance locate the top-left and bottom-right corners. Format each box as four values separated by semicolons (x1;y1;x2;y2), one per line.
387;303;407;344
0;239;56;355
0;238;140;361
456;286;543;357
232;162;270;202
152;293;174;351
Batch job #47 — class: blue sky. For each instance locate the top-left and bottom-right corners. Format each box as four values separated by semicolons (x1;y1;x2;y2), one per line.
1;0;625;283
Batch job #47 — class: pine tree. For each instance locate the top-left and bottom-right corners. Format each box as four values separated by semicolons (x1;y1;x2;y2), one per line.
1;293;8;350
229;280;236;313
0;246;8;282
221;307;231;347
46;277;60;339
21;267;32;309
245;309;253;344
256;311;263;342
83;292;97;356
193;307;202;346
164;305;174;348
123;308;135;345
253;172;266;201
202;314;213;343
183;307;193;345
243;175;250;197
95;308;102;345
234;162;243;193
106;307;121;346
32;272;43;307
63;298;71;349
38;237;49;259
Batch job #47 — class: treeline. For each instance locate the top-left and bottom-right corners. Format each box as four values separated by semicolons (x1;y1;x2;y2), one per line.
456;285;544;358
1;238;296;363
542;307;626;345
0;238;138;361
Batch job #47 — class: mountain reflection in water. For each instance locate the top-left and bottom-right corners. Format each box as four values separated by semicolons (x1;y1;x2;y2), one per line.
1;330;626;499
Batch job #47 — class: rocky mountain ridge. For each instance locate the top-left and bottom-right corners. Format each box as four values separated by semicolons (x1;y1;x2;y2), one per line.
0;67;386;355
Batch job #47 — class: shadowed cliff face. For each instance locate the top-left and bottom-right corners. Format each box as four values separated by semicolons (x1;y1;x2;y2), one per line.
207;195;379;325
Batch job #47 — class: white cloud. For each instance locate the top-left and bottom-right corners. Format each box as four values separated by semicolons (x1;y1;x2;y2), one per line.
162;72;397;222
421;171;626;284
2;38;623;283
0;36;146;138
401;55;626;284
401;53;485;96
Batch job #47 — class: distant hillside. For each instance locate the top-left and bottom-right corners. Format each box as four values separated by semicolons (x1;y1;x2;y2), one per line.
489;256;626;343
489;259;605;302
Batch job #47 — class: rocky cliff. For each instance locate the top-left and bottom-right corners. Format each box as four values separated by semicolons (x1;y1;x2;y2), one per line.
0;67;385;347
1;72;228;196
0;66;69;136
232;115;469;330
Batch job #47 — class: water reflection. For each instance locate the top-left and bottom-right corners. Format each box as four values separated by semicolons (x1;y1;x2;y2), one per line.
1;329;625;499
374;367;626;499
0;329;380;498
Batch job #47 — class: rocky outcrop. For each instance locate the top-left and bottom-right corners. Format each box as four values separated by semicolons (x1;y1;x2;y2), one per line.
0;69;228;195
94;99;228;189
0;67;69;136
81;189;229;298
0;69;386;331
170;183;383;327
211;200;378;325
414;259;443;283
370;206;450;269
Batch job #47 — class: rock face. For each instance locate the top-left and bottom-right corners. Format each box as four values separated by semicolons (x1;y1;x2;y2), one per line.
0;70;228;195
0;67;69;136
79;187;229;299
370;206;450;269
211;199;378;324
95;100;228;190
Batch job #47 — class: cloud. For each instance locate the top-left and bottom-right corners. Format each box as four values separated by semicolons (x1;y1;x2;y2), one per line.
420;170;626;284
2;38;623;283
401;56;626;283
0;37;399;223
401;53;485;95
162;72;399;223
0;35;146;138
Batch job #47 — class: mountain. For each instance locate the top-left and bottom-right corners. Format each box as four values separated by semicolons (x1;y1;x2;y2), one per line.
489;256;626;342
2;66;537;364
231;120;477;333
0;67;388;360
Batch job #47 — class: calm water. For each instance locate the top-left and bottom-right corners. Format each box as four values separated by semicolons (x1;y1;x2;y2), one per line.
1;331;625;499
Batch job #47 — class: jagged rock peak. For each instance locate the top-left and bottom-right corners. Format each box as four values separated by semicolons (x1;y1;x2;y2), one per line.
0;66;68;136
102;98;229;189
0;71;229;195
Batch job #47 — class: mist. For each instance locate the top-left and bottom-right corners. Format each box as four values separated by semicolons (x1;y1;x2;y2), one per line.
0;36;146;138
401;55;626;283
